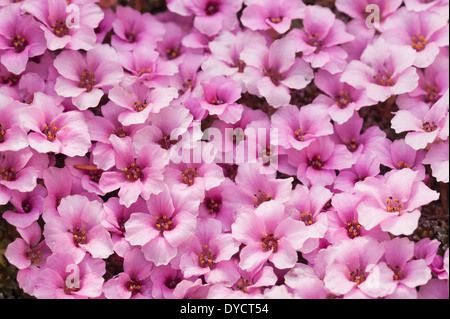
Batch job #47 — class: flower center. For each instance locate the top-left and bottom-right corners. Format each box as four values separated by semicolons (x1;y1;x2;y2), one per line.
204;198;221;214
126;30;136;43
345;220;361;239
70;227;87;247
422;121;438;132
344;138;359;152
43;122;59;142
294;128;308;141
89;170;102;183
235;59;246;73
165;277;181;289
300;212;314;225
52;20;70;38
1;168;16;181
270;17;282;23
225;164;238;182
261;146;274;166
308;155;323;170
10;35;27;53
155;215;174;232
210;98;224;105
166;48;180;60
424;83;439;103
335;90;353;109
126;278;142;296
114;126;128;138
306;33;322;53
79;70;96;92
24;247;41;266
349;268;366;284
22;200;32;213
182;168;199;186
133;100;148;112
388;264;405;281
2;73;19;86
253;189;272;208
261;234;278;252
179;79;194;95
158;135;177;150
374;71;395;87
198;244;216;269
386;196;403;213
232;128;246;144
205;2;219;15
123;163;143;182
118;217;127;237
234;277;252;293
137;68;151;76
63;280;80;295
0;124;6;143
411;34;427;52
264;67;281;86
397;161;410;169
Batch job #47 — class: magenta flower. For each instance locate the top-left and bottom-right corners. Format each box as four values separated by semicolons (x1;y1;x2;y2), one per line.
232;201;306;273
313;69;376;124
0;4;46;75
103;248;153;299
323;237;397;298
43;194;114;263
327;192;390;245
221;163;293;213
354;168;439;236
286;136;354;187
53;44;124;110
125;186;198;266
271;103;334;151
391;91;449;150
183;0;243;37
241;0;305;35
108;78;178;126
287;5;354;74
200;75;244;124
423;139;449;183
18;96;92;157
111;5;164;52
198;183;235;232
179;218;240;285
2;184;47;228
5;222;51;296
341;37;419;103
98;134;169;207
242;36;314;108
382;8;449;68
22;0;104;51
383;237;432;299
150;264;185;299
33;253;105;299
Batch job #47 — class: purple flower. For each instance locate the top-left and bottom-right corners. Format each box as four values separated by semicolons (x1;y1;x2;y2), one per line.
0;4;46;74
103;248;153;299
53;44;124;110
43;194;114;263
22;0;104;51
354;168;439;236
241;0;305;35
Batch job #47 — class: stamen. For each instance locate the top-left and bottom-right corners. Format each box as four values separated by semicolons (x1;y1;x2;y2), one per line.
182;168;199;186
42;122;59;142
52;20;70;38
261;234;278;252
386;196;403;213
78;69;96;92
253;189;272;208
422;121;438;132
308;155;323;170
198;244;216;269
10;35;27;53
123;162;144;182
345;220;361;239
0;167;16;181
204;198;221;214
155;215;174;232
411;33;427;52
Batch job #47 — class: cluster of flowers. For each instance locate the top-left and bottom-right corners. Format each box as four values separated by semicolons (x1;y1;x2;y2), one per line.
0;0;449;299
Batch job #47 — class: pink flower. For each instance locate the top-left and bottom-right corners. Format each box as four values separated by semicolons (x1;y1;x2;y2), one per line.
98;135;169;207
33;252;105;299
242;36;314;108
341;37;419;103
313;69;376;124
231;201;306;273
179;218;240;285
322;237;397;298
0;101;29;152
423;139;449;183
286;136;354;187
354;168;439;236
0;4;46;74
391;90;449;150
103;248;153;299
200;75;244;124
150;264;185;299
284;264;328;299
4;222;51;296
198;182;235;232
241;0;305;35
43;194;114;263
404;0;449;17
111;5;164;52
382;8;449;68
125;186;198;266
183;0;243;37
53;44;124;110
383;237;432;298
287;5;355;74
22;0;104;51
